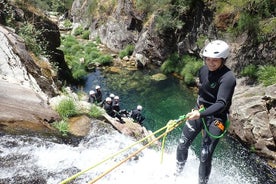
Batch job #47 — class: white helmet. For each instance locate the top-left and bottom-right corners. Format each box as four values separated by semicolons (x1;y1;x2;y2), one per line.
109;93;115;98
137;105;142;110
202;40;229;59
114;96;119;100
89;90;95;95
105;97;112;102
95;85;101;89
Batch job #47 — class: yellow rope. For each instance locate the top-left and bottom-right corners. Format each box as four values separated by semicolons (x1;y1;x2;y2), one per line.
160;119;178;163
88;116;188;183
87;119;184;184
60;113;189;184
59;125;168;184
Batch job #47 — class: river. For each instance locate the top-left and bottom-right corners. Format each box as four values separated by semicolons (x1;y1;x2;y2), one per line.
0;68;275;184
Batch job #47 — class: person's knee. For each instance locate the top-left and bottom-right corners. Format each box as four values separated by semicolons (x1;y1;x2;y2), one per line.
177;134;190;151
200;145;211;163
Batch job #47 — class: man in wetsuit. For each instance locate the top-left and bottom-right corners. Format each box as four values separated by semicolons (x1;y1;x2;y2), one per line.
175;40;236;184
130;105;145;125
104;97;125;124
95;85;103;104
88;90;97;104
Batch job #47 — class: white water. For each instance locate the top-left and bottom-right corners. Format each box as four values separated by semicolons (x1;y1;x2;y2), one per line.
0;126;259;184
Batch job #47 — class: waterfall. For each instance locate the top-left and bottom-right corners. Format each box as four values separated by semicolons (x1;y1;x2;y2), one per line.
0;128;258;184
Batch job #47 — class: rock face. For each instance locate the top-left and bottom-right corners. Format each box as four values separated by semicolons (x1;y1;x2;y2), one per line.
71;0;211;67
230;79;276;162
0;80;59;134
0;26;60;134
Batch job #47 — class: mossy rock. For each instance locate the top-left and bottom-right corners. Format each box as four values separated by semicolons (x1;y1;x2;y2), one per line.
151;73;167;81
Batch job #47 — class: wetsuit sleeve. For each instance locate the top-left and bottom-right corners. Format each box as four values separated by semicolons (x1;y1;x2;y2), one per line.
200;72;236;117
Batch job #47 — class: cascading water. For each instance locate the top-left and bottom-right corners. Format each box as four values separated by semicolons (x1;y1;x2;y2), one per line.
0;129;259;184
0;68;275;184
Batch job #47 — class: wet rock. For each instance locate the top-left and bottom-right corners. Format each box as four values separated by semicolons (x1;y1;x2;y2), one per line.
68;115;91;137
151;73;167;81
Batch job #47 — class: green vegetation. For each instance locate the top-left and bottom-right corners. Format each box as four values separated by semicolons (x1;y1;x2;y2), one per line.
119;44;135;59
180;56;203;85
217;0;275;43
18;22;46;56
89;105;105;118
73;25;85;36
241;64;258;80
241;65;276;86
135;0;198;34
17;0;74;14
161;52;183;74
52;93;105;136
60;35;113;80
56;98;77;119
53;98;77;136
257;66;276;86
161;53;203;85
52;120;69;136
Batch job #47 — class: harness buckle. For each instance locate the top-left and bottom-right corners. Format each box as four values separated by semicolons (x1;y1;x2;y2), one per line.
215;120;225;131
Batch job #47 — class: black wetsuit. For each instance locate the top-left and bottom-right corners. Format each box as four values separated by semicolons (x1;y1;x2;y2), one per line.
104;101;124;124
95;90;102;103
176;65;236;184
88;95;96;103
131;109;145;125
112;100;120;112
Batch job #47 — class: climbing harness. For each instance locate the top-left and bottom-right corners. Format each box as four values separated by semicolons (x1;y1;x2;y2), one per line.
199;106;230;139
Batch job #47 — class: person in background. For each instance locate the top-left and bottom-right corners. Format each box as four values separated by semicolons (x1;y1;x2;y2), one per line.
88;90;96;104
112;96;129;117
112;95;120;112
109;93;115;101
95;85;102;104
175;40;236;184
130;105;145;125
103;97;125;124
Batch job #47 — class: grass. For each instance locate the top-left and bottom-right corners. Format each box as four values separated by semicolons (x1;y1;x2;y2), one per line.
55;98;77;119
52;120;69;136
60;35;113;80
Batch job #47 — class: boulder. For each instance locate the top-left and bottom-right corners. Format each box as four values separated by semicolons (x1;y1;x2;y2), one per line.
230;78;276;161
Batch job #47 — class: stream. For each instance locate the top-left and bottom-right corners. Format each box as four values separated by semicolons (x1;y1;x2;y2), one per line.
0;68;275;184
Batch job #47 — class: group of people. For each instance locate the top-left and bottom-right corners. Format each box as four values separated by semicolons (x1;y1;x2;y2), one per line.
88;85;145;125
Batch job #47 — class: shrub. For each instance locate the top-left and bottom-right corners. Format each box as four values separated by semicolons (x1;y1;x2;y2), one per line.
180;56;203;85
257;65;276;86
241;64;258;79
161;52;182;74
89;105;105;118
56;98;77;119
235;12;260;35
63;19;72;28
81;30;90;40
18;22;44;56
72;65;87;80
94;55;113;65
52;120;69;136
119;44;135;59
73;26;84;36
